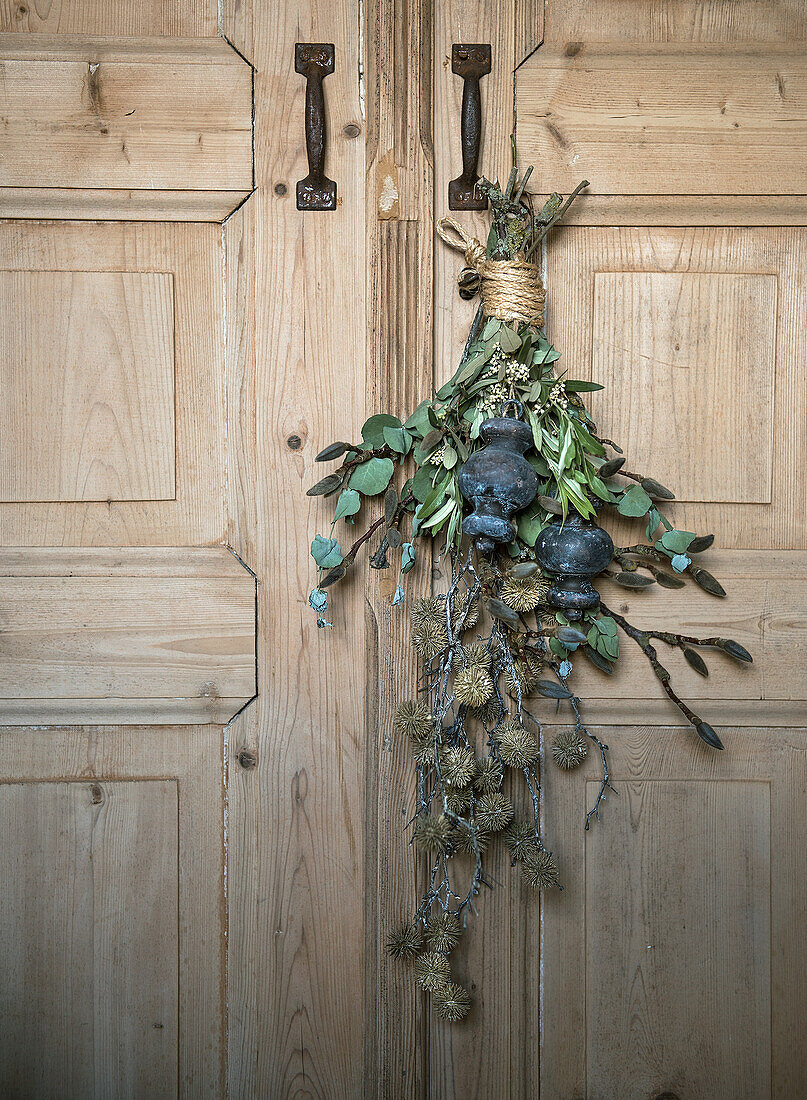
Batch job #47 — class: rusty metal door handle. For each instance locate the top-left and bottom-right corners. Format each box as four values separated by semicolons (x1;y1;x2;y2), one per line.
295;43;337;211
449;43;491;211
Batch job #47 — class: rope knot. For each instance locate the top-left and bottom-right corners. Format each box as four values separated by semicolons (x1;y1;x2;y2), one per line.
436;215;545;329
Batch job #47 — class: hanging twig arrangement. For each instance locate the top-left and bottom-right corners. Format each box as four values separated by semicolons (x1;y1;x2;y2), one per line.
305;162;752;1020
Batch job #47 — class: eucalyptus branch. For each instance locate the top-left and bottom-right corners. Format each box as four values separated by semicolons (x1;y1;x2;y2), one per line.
600;602;724;749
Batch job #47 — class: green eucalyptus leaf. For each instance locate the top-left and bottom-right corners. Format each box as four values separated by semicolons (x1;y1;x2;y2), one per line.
616;484;653;517
411;465;436;503
659;530;696;554
310;535;343;569
361;413;401;448
382;426;412;454
333;488;361;521
306;473;344;497
441;443;458;469
498;325;522;353
401;542;416;574
671;553;691;573
349;457;395;496
583;645;615;674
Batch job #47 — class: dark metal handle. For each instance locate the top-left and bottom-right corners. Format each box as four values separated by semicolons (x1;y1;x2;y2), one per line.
295;43;336;211
449;43;491;211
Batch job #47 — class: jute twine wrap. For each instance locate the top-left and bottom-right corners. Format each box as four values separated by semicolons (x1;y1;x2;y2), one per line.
436;215;546;329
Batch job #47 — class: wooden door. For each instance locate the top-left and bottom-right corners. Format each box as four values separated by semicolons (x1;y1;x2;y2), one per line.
0;16;256;1099
3;1;806;1097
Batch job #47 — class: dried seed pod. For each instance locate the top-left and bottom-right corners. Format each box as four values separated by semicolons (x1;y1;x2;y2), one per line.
394;699;433;742
453;666;494;708
386;924;423;959
505;822;539;862
439;745;476;788
451;820;490;854
413;951;451;991
473;756;503;795
498;719;540;769
691;568;727;597
551;729;588;770
474;792;514;832
462;642;491;670
433;982;472;1020
411;596;444;628
683;647;709;677
425;911;462;953
413;814;451;853
444;785;472;814
412;619;449;660
522;848;559;890
500;574;548;612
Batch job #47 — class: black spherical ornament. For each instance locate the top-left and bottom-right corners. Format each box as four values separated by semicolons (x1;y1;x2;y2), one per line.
457;406;539;553
535;514;614;620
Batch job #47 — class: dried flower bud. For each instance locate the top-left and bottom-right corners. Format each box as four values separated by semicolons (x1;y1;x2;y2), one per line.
411;596;444;629
462;642;490;670
451;820;490;854
444;785;472;814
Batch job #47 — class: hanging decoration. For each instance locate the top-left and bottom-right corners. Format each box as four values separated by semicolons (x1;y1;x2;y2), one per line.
305;162;752;1021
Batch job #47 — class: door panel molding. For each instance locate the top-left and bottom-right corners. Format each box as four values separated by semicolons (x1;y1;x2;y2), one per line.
0;546;256;724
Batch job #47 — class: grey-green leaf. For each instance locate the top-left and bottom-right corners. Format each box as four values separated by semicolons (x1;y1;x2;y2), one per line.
535;679;572;699
695;720;723;750
349;457;395;496
688;533;715;553
683;647;709;677
383;487;398;523
307;473;343;497
315;441;351;462
614;571;655;588
654;570;686;589
691;568;727;598
720;639;753;663
557;626;587;644
487;598;520;628
538;495;564;515
641;477;676;500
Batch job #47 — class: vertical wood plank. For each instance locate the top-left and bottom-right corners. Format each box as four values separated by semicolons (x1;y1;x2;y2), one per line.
364;2;433;1096
430;4;541;1097
225;0;368;1092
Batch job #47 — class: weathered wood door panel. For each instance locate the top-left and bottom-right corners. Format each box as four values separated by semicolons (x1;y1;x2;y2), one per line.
0;10;254;1096
514;3;807;1096
3;0;806;1096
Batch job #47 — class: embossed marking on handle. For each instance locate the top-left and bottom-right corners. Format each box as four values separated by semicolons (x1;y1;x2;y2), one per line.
295;43;336;211
449;43;492;211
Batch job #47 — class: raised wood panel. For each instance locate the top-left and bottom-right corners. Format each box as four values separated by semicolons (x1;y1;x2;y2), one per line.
0;2;217;36
516;45;807;197
0;724;226;1096
0;222;225;546
587;778;770;1097
591;271;775;504
537;550;806;727
542;0;807;44
0;780;179;1098
0;36;252;220
541;729;806;1098
0;547;256;724
0;270;175;503
545;226;807;549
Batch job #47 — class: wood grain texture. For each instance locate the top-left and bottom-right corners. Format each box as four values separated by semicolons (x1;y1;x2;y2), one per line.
0;546;256;724
364;2;434;1095
0;779;179;1098
591;271;775;504
541;728;806;1098
431;4;541;1097
0;36;252;218
517;44;807;196
542;0;807;45
544;226;807;549
0;0;217;35
0;270;175;503
224;0;369;1092
0;724;226;1097
586;778;770;1098
0;222;226;546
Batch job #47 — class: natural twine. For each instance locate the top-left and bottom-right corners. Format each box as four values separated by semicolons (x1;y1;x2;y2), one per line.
436;216;546;329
